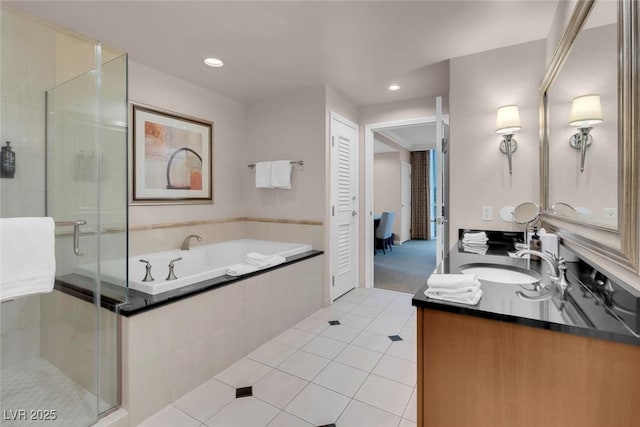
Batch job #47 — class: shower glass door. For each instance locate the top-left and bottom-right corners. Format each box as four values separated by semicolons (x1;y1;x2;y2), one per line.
45;49;128;422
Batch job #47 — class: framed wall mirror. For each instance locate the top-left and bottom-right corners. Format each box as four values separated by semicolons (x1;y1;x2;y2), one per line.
540;0;639;283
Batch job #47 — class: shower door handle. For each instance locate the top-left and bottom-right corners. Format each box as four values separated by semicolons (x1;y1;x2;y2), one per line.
55;220;87;257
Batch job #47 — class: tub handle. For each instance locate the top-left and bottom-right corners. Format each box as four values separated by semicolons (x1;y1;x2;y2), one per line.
139;259;154;282
166;257;182;281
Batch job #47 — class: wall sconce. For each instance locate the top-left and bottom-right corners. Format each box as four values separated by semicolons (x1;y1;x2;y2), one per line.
569;94;602;173
495;105;521;175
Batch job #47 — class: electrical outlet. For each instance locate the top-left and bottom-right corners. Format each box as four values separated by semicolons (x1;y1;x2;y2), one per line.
604;207;617;219
482;206;493;221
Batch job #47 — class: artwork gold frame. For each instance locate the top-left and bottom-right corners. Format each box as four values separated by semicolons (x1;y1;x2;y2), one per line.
132;104;213;204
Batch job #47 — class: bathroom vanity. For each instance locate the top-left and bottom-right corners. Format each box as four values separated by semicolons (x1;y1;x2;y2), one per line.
412;235;640;427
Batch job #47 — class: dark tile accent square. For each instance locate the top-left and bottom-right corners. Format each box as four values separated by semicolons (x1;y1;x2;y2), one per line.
328;320;341;326
388;335;403;342
236;386;253;398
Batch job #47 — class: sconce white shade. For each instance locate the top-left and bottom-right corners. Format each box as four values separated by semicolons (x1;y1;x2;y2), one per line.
495;105;521;134
569;94;603;127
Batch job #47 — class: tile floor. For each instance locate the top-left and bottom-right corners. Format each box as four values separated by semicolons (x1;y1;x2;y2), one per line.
137;287;418;427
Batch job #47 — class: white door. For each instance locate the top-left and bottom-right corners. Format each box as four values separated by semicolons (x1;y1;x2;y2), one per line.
330;112;359;301
435;96;450;265
401;162;411;243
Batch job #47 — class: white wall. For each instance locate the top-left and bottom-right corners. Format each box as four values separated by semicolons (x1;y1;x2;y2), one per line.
449;40;545;247
128;61;246;227
243;86;325;222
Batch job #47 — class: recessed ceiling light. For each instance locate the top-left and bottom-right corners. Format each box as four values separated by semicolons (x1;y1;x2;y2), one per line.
204;57;224;68
388;84;400;91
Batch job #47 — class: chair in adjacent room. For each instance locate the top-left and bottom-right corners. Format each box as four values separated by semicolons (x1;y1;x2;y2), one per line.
375;211;396;254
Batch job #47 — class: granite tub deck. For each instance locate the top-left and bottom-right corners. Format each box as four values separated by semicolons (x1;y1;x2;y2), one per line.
411;234;640;427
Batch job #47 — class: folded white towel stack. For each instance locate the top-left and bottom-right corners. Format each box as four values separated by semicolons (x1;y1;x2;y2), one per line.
461;244;488;256
424;273;483;305
462;231;488;247
226;253;286;276
1;217;56;302
270;160;292;190
255;162;273;188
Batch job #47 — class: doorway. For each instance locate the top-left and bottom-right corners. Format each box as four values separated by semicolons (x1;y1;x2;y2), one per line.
364;110;448;294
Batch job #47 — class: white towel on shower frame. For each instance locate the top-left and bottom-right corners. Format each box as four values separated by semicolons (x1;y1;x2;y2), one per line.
1;217;56;302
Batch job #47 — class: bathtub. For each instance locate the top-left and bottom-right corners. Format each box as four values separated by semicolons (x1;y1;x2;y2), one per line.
76;239;313;295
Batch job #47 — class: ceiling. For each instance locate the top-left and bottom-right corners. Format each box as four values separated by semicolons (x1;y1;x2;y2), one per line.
375;122;437;153
8;1;559;106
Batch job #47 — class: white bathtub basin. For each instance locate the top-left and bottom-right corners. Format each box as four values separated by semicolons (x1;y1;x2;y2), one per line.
459;263;540;285
76;239;312;295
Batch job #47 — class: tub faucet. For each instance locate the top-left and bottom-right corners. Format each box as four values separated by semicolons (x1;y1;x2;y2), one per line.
514;249;570;298
181;234;203;251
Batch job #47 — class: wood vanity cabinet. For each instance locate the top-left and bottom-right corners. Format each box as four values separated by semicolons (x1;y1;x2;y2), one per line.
416;308;640;427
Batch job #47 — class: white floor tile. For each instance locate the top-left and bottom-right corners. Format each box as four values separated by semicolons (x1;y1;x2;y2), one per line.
274;328;316;349
376;310;411;325
301;335;347;359
372;354;416;386
137;405;201;427
320;324;361;343
312;361;368;397
399;418;417;427
337;399;401;427
349;304;384;318
334;344;383;372
385;340;417;363
338;312;374;329
215;358;272;388
173;379;235;422
294;316;330;335
331;300;356;312
285;383;350;426
351;287;376;296
354;375;413;416
351;330;392;353
404;387;417;422
365;318;406;337
205;397;279;427
399;323;417;342
277;351;330;381
266;411;314;427
248;341;298;368
360;296;392;309
253;370;309;409
310;306;348;322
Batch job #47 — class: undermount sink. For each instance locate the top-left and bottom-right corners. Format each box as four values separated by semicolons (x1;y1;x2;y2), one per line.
459;263;540;285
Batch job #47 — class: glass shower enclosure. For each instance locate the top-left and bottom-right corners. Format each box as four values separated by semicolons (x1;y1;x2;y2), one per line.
1;6;128;426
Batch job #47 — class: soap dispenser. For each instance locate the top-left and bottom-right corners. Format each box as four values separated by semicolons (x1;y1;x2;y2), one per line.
529;227;542;260
1;141;15;179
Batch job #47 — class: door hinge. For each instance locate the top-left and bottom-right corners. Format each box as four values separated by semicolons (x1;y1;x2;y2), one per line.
332;205;335;216
332;136;335;147
332;276;335;287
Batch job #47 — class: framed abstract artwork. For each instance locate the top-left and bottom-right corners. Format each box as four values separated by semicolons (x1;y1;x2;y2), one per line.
132;104;213;204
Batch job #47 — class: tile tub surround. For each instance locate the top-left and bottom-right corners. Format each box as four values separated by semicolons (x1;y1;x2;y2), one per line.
121;255;323;426
136;288;417;427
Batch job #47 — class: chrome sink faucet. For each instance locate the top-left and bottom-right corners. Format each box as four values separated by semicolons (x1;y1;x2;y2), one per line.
514;249;570;299
181;234;202;250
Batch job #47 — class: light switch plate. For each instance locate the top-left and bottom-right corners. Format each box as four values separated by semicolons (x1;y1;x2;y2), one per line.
482;206;493;221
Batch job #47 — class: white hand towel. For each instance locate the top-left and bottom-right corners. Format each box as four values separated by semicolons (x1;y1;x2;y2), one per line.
424;288;483;305
244;253;286;267
427;274;480;289
255;162;273;188
461;244;488;256
270;160;292;189
426;284;480;295
463;231;487;239
1;217;56;302
226;255;286;276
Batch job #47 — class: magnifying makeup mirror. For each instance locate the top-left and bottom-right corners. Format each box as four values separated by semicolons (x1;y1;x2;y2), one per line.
512;202;540;225
551;202;580;220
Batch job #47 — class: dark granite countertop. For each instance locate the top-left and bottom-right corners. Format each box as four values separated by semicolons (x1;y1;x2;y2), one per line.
412;235;640;347
56;250;323;317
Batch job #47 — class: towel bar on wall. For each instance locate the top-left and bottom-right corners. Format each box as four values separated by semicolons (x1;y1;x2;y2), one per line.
247;160;304;169
54;220;86;257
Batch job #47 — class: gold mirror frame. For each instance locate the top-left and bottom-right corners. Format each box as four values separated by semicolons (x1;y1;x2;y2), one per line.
540;0;639;283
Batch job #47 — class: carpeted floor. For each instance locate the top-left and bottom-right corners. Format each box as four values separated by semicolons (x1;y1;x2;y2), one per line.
374;239;437;294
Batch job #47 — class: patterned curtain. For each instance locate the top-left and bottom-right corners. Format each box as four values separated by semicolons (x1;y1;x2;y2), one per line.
410;151;430;239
